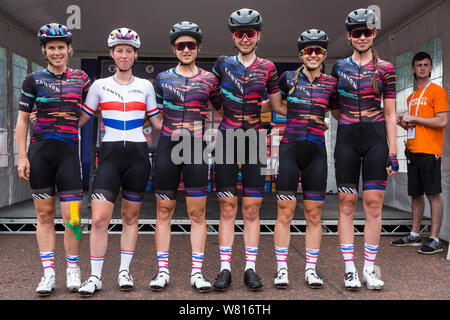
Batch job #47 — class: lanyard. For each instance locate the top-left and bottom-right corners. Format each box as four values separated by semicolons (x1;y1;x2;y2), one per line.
408;81;431;116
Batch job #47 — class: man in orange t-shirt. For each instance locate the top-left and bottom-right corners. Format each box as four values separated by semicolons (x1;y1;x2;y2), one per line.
392;51;448;254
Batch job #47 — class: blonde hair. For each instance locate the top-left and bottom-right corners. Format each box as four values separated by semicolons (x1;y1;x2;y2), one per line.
289;64;306;95
370;47;379;92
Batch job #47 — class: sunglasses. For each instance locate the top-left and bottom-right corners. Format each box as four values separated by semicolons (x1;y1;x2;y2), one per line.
43;26;69;36
111;30;136;41
300;47;327;56
175;41;198;51
233;29;258;40
351;28;374;38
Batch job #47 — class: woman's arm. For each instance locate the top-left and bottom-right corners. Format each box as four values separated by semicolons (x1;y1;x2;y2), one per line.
15;111;31;180
384;98;398;176
263;91;287;116
78;111;92;128
148;113;163;131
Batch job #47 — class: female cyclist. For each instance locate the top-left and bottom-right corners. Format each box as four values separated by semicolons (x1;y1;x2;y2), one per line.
149;21;222;293
263;29;337;289
77;27;162;296
330;8;398;290
212;8;280;291
16;23;91;296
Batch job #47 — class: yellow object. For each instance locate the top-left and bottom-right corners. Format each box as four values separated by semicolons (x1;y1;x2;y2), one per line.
66;201;81;240
69;201;79;226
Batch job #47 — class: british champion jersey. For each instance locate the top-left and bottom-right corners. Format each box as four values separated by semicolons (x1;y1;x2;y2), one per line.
330;57;396;125
279;69;338;145
19;68;91;145
213;55;279;130
82;76;159;142
155;67;221;138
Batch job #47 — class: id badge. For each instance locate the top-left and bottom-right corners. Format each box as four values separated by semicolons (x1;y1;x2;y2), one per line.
407;123;416;139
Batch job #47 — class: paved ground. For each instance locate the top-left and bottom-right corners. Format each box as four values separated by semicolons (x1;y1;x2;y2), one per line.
1;233;448;301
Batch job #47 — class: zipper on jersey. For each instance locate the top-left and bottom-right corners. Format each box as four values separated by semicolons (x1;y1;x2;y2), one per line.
242;66;248;129
357;65;362;123
53;74;63;141
123;101;126;147
183;77;188;133
306;81;314;142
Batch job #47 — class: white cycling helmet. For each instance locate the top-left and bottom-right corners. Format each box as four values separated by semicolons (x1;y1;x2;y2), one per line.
108;27;141;49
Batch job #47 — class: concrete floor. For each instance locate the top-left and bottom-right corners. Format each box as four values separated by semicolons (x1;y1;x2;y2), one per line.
0;234;448;302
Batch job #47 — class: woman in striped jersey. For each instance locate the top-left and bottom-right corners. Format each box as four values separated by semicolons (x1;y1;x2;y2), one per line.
149;21;222;293
212;8;280;292
16;23;91;297
330;9;398;291
77;28;162;297
262;29;337;289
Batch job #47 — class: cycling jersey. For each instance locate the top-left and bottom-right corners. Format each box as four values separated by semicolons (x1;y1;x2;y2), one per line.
82;75;159;142
155;67;221;138
212;55;279;130
19;68;91;145
152;67;221;200
279;69;337;145
330;57;396;125
83;75;158;203
331;56;396;193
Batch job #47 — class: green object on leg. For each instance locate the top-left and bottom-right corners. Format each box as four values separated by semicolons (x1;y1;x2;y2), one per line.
66;221;82;240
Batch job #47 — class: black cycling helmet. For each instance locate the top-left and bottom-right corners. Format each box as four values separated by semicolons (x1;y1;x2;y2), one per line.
228;8;263;32
297;29;329;52
345;8;377;32
38;23;72;45
169;21;203;45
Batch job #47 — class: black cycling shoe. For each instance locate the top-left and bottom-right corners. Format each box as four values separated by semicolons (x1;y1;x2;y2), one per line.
244;269;263;291
213;269;232;291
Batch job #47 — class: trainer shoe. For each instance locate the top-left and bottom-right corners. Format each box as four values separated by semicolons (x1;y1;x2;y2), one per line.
191;272;211;293
213;269;232;291
149;271;170;291
118;270;134;291
244;268;263;291
78;275;102;297
66;267;81;292
273;268;289;289
391;234;422;247
344;270;361;291
363;268;384;290
36;274;55;297
305;268;323;289
418;238;443;255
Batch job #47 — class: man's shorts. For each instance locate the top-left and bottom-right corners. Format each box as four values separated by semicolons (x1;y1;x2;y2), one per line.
407;152;442;196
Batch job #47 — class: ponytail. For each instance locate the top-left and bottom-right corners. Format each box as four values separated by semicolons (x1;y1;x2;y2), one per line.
289;65;305;95
370;47;379;92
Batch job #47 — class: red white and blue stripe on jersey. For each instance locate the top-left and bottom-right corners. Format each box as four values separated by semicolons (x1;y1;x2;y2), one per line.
82;76;159;142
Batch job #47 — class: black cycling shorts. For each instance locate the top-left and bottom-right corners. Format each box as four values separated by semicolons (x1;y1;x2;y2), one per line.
276;140;327;201
334;122;388;193
91;141;150;203
214;129;267;198
28;139;83;202
407;153;442;196
153;135;208;200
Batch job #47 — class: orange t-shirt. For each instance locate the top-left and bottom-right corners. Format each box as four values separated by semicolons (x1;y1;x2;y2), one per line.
406;82;449;156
